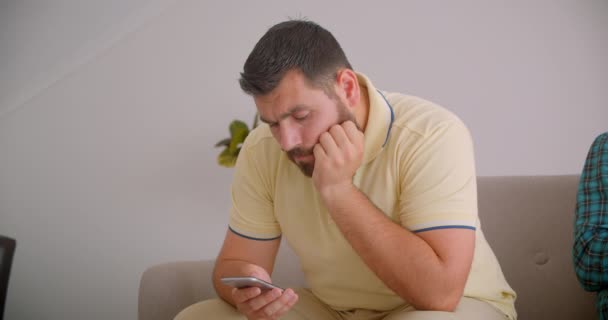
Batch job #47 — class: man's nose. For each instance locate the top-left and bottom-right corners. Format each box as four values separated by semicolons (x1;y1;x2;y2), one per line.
278;125;301;151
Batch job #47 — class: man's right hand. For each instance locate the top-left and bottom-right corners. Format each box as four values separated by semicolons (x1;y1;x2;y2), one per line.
214;229;296;318
232;286;298;320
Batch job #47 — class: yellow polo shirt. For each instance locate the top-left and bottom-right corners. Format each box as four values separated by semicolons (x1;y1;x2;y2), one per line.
228;73;516;319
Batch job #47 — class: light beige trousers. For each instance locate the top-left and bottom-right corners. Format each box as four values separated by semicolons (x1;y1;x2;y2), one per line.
174;289;507;320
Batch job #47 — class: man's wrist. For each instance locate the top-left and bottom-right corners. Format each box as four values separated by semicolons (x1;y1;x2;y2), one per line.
318;181;357;208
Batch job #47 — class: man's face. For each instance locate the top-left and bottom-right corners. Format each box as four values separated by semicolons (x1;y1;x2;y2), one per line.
254;70;357;177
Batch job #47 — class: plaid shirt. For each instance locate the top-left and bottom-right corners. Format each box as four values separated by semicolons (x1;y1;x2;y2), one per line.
573;132;608;319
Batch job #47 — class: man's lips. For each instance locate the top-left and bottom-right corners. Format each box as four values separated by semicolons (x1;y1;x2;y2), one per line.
294;154;313;162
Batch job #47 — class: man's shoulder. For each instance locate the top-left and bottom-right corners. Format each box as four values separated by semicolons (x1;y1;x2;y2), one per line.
239;124;283;169
592;132;608;150
242;124;283;155
244;124;275;146
382;92;468;139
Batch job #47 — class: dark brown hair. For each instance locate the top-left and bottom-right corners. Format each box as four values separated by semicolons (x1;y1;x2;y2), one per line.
239;20;353;96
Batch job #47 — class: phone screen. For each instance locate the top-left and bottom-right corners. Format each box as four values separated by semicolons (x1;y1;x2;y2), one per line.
221;276;283;291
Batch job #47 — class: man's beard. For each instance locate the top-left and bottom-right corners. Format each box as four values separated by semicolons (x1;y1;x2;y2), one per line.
287;101;361;177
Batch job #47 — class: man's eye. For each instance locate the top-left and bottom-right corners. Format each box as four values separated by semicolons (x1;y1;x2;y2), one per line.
294;113;309;121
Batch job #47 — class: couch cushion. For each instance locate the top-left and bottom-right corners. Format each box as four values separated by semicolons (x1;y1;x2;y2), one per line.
477;175;596;320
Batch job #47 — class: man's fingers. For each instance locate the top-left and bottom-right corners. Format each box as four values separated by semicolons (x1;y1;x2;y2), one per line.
260;289;298;318
273;290;299;317
232;287;261;304
313;143;326;160
247;288;282;311
319;131;339;156
329;124;350;146
341;120;361;143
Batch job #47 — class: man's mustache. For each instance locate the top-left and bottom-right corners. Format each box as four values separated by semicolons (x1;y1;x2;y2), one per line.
287;147;314;158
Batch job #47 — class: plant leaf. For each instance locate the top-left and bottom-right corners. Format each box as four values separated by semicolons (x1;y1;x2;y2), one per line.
215;119;252;168
229;120;249;138
214;138;231;148
228;120;249;152
218;147;239;167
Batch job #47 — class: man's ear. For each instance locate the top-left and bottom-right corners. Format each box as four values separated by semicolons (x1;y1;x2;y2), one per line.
335;69;360;109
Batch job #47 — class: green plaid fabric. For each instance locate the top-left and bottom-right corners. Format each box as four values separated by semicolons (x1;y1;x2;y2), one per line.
573;132;608;319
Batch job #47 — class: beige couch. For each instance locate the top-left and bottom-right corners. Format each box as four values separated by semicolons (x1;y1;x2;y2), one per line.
139;175;597;320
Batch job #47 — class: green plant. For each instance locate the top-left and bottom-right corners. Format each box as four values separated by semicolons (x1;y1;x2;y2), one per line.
215;113;258;167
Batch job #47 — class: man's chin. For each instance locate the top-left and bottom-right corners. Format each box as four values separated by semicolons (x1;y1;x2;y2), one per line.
287;152;315;177
298;164;314;177
293;160;314;177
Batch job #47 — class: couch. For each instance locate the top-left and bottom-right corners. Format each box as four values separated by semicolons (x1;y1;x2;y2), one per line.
139;175;597;320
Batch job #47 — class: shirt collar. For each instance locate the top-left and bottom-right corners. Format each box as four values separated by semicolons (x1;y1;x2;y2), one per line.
356;72;394;165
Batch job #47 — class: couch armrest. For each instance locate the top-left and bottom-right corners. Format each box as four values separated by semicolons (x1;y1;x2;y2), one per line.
138;260;216;320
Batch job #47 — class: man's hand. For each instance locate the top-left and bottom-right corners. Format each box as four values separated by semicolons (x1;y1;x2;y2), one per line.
227;265;298;319
312;121;364;196
232;286;298;320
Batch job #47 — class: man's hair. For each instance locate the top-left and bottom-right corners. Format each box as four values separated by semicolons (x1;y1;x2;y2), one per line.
239;20;353;96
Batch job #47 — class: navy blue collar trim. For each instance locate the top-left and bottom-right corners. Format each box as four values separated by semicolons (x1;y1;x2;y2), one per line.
376;90;394;147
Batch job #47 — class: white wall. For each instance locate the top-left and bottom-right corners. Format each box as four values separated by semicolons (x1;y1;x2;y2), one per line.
0;0;606;319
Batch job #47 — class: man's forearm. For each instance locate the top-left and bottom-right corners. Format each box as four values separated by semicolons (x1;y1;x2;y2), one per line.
212;259;258;306
319;183;468;311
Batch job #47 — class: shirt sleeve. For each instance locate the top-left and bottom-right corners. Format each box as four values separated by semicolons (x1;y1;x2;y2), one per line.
398;121;478;232
573;132;608;291
228;133;282;240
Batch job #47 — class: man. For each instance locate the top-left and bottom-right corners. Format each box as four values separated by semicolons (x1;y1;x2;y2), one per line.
573;132;608;320
176;20;516;319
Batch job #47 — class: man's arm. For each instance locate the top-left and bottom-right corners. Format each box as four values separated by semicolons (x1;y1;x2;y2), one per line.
573;132;608;291
212;229;281;305
321;184;474;311
313;121;475;311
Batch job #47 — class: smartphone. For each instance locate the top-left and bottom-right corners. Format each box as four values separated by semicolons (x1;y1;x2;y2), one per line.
221;276;283;291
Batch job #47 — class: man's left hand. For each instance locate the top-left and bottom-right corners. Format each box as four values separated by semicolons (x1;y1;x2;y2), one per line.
312;121;364;196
